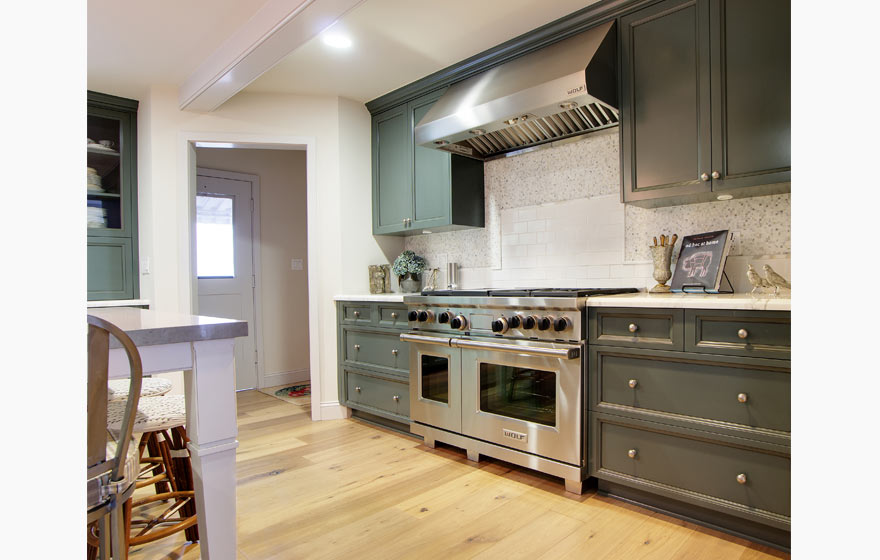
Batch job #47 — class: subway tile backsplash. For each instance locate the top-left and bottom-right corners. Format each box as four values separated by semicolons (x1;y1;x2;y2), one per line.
405;129;791;291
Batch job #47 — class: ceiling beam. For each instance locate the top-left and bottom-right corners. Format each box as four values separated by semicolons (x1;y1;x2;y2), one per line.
179;0;366;112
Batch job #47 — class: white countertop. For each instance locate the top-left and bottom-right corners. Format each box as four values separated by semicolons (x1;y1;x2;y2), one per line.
89;307;248;348
587;292;791;311
87;299;151;308
333;294;406;302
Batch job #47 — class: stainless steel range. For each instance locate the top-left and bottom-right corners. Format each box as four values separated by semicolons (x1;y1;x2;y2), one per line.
400;287;637;494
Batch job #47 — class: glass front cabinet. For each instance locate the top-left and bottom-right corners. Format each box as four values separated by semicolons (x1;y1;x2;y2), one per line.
87;91;139;301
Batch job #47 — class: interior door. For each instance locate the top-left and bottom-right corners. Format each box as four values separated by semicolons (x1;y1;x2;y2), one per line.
195;173;257;390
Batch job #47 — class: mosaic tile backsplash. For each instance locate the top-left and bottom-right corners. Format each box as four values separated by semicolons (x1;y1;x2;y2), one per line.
404;129;791;290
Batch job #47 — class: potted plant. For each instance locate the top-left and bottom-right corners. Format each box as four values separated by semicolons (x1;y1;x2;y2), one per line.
392;250;427;293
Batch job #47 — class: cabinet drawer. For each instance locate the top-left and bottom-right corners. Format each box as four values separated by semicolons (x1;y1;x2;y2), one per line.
589;308;684;350
378;305;408;329
593;418;790;518
341;304;372;325
686;310;790;359
591;347;790;433
344;329;409;376
345;371;409;418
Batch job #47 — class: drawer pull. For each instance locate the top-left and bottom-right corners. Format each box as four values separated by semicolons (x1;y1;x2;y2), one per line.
354;311;361;318
391;312;398;320
736;473;747;485
627;449;638;459
393;395;400;402
628;379;638;389
737;328;749;339
628;323;639;333
354;344;361;351
355;386;361;393
737;393;748;403
392;349;399;356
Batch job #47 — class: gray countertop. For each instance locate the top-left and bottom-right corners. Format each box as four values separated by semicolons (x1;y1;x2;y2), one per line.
88;307;248;348
587;292;791;311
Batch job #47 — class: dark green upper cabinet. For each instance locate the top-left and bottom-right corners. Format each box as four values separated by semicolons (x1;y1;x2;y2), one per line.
87;91;139;301
371;89;484;236
621;0;790;207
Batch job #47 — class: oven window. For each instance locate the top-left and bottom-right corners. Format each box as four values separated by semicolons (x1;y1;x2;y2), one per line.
421;354;449;404
479;364;556;426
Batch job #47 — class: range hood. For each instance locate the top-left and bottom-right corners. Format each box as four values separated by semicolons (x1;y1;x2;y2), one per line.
414;21;618;161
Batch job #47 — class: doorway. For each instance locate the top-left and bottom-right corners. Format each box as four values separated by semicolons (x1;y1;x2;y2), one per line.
195;169;259;390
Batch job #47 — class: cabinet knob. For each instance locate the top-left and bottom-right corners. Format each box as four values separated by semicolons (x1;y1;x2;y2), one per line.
628;323;639;333
355;386;361;393
403;219;407;227
353;311;360;318
627;449;638;459
628;379;638;389
393;395;400;402
354;344;361;351
700;172;710;181
392;349;399;356
737;328;749;339
737;393;748;403
711;171;720;179
736;473;747;485
391;312;398;320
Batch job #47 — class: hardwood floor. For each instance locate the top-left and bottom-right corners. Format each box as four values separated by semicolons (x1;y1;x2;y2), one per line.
128;390;789;560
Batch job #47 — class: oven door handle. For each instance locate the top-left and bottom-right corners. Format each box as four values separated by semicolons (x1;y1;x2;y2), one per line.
399;333;454;347
450;338;580;359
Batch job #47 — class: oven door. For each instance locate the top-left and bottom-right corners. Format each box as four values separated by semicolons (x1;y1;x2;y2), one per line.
457;338;583;466
402;333;462;433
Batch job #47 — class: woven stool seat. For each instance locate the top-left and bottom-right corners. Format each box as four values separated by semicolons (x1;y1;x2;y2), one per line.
108;377;172;401
108;394;187;434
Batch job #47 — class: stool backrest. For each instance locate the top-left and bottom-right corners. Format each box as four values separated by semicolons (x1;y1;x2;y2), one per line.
87;315;143;482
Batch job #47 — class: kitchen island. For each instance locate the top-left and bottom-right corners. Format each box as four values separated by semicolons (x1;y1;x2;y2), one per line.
88;307;247;560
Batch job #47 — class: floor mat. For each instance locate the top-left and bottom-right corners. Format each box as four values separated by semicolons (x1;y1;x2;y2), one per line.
259;383;311;407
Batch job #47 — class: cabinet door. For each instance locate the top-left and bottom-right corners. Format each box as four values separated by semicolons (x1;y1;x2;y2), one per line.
87;106;135;238
372;104;413;234
710;0;790;191
410;89;452;230
87;237;134;300
621;0;712;203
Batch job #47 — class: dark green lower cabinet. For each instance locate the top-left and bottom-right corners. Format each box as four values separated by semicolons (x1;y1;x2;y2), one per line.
337;301;411;429
87;237;134;300
587;307;790;549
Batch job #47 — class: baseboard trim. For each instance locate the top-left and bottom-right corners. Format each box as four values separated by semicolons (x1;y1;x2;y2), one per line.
262;368;309;388
319;401;351;421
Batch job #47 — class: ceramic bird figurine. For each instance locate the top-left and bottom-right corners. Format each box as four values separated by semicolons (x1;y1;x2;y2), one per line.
763;264;791;294
746;264;770;295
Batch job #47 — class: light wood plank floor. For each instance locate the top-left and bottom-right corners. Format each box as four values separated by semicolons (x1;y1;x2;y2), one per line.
128;390;789;560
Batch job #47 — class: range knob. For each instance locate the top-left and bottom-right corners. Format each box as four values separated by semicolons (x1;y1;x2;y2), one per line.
407;310;419;322
522;315;538;330
491;317;509;334
508;315;522;329
450;315;468;331
438;311;452;324
554;317;572;332
418;310;435;323
538;316;553;331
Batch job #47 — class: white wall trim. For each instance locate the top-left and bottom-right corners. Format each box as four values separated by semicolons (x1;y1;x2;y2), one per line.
263;368;310;387
319;401;351;420
195;166;265;390
178;131;325;421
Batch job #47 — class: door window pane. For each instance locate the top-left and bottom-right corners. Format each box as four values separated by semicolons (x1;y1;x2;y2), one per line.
479;364;556;426
196;194;235;278
421;355;449;403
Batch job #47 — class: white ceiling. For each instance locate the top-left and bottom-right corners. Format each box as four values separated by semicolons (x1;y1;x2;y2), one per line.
88;0;601;105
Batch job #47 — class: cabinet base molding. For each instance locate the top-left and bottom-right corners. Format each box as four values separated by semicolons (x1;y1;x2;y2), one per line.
597;479;790;551
350;410;414;436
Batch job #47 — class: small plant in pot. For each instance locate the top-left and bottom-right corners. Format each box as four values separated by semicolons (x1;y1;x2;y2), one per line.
392;250;426;293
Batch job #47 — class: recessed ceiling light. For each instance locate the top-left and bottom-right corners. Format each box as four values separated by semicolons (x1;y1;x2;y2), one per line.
322;33;352;49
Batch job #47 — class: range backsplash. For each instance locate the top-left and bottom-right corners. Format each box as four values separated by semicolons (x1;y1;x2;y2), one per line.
405;128;791;291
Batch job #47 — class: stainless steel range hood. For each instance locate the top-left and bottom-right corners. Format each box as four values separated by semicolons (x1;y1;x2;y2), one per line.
414;21;618;161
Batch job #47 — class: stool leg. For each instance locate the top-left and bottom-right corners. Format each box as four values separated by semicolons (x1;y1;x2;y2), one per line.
145;432;171;495
110;499;129;560
169;426;199;542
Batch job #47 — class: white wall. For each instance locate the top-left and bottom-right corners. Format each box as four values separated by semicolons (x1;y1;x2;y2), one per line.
134;87;401;419
195;147;311;387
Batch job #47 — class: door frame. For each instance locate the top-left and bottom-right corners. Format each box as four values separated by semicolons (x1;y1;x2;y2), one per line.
177;132;329;422
195;166;264;389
